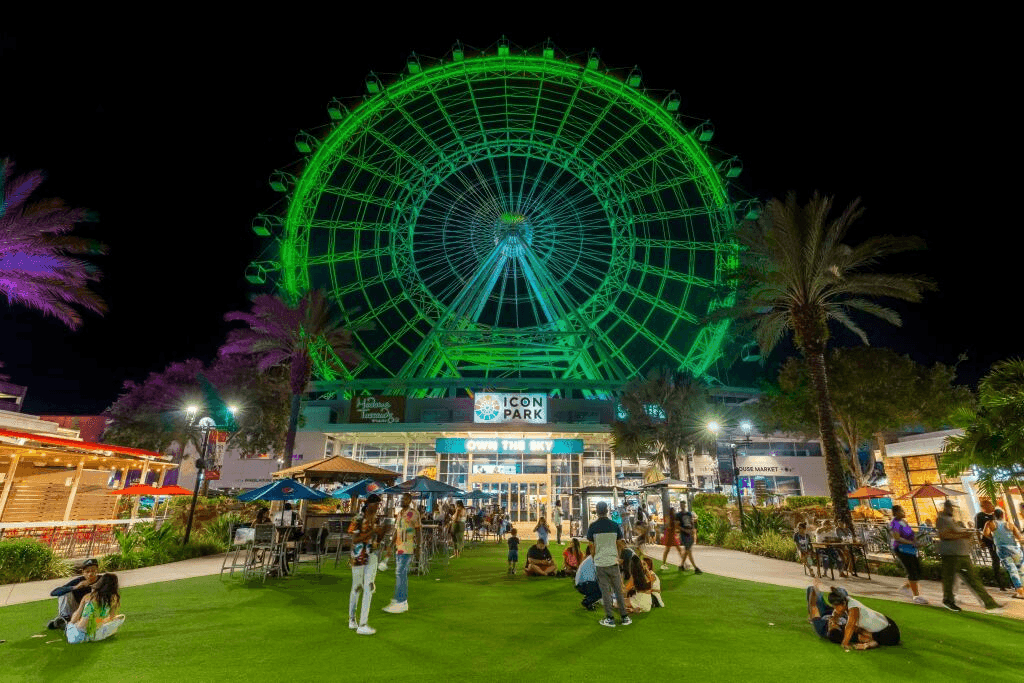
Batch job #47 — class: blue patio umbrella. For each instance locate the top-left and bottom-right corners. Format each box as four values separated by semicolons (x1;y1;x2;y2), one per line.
382;475;465;496
330;479;386;499
236;478;327;502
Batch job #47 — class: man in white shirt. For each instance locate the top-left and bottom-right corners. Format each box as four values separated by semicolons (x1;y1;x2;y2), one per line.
273;502;297;526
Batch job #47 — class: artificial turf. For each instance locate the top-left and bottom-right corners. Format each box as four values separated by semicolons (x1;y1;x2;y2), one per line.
2;541;1023;682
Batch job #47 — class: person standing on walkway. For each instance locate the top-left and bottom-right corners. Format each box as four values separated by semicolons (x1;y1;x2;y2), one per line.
937;499;1002;613
587;501;630;627
888;505;928;604
383;492;420;614
983;508;1024;600
552;501;563;545
660;507;684;571
348;493;383;635
975;499;1007;591
677;501;703;575
533;516;552;545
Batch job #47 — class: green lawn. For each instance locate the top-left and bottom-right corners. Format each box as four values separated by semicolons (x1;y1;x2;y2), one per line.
2;541;1024;682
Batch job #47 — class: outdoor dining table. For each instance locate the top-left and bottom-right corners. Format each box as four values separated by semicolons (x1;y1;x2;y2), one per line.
811;542;872;581
272;525;302;576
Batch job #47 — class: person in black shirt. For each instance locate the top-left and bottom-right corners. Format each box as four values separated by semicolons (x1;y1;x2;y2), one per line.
524;538;557;576
976;499;1007;590
47;558;101;630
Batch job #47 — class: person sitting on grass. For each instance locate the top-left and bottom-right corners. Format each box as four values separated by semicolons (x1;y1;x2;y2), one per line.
575;544;601;610
825;586;900;650
524;538;557;576
562;537;584;576
48;558;101;630
622;553;660;613
65;573;122;644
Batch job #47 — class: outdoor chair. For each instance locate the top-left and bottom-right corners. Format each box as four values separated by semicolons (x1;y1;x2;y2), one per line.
244;524;282;583
324;519;345;554
293;528;322;575
220;523;254;578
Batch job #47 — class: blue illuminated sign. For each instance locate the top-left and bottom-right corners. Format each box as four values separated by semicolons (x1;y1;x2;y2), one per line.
435;438;583;454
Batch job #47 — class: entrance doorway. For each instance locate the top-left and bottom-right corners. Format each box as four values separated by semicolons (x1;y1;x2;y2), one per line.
468;474;549;523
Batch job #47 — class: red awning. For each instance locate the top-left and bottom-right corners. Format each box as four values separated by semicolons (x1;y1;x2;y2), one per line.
152;485;193;496
0;427;169;460
106;484;161;495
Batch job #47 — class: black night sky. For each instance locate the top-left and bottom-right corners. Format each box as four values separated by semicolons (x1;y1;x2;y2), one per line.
0;17;1013;415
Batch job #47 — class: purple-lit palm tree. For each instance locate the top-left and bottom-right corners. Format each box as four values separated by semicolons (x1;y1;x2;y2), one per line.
0;159;107;328
221;290;360;468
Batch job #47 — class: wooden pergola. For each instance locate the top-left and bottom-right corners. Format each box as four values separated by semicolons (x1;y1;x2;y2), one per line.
0;428;176;523
271;455;400;487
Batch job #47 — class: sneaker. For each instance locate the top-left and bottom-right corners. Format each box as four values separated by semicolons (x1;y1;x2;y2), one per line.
383;601;408;614
986;604;1008;614
898;586;913;599
620;616;632;626
356;625;376;635
599;617;616;628
942;601;962;612
912;596;929;605
660;565;670;571
348;618;359;629
694;568;703;575
379;562;389;571
54;616;67;630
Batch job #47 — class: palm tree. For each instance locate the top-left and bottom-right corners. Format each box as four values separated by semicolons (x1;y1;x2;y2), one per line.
611;367;711;482
0;159;107;328
220;290;360;468
724;192;933;527
942;359;1024;505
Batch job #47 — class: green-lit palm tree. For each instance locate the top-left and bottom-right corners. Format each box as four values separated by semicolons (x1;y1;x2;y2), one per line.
221;290;360;468
611;367;711;482
0;158;107;328
724;193;933;527
942;359;1024;503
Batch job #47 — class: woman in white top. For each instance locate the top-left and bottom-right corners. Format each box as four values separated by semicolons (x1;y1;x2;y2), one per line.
826;586;900;650
983;508;1024;599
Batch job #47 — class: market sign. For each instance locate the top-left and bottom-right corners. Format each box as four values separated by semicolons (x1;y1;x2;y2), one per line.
473;393;547;424
435;438;583;454
349;396;405;424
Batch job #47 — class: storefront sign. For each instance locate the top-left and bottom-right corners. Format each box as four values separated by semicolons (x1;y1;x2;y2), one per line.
472;464;518;474
737;465;796;474
435;438;583;454
473;393;547;424
349;396;405;424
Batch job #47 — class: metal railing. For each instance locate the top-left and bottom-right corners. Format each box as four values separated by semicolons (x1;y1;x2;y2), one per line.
0;518;155;559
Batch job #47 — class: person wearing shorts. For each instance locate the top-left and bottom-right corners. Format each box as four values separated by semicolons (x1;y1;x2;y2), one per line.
507;527;520;574
677;502;703;574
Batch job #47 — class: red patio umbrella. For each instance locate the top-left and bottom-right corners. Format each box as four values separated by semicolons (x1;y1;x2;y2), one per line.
151;485;194;496
898;484;967;499
106;484;160;495
848;486;892;499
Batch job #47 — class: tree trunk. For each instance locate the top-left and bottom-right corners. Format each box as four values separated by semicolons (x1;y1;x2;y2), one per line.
804;349;854;528
282;393;301;471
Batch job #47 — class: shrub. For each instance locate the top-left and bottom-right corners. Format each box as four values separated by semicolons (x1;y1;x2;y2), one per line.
196;511;244;550
784;496;831;510
694;508;732;546
0;539;72;584
740;506;790;536
693;493;728;508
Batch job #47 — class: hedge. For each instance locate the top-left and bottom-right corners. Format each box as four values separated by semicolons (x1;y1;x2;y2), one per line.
0;539;72;584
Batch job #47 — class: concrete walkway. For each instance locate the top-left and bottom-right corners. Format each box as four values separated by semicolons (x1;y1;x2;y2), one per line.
642;543;1024;620
1;554;230;607
5;545;1023;622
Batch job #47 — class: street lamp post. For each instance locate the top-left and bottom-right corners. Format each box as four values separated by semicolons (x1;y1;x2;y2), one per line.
183;408;215;545
710;421;748;532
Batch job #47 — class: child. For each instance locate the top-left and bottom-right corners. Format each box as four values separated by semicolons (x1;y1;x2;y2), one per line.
507;527;520;575
793;522;814;574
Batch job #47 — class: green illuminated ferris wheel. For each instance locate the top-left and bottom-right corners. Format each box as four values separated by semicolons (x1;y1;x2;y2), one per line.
250;39;752;393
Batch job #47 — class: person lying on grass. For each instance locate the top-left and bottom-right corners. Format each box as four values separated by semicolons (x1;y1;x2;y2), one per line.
66;573;121;644
821;585;901;651
524;538;557;576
